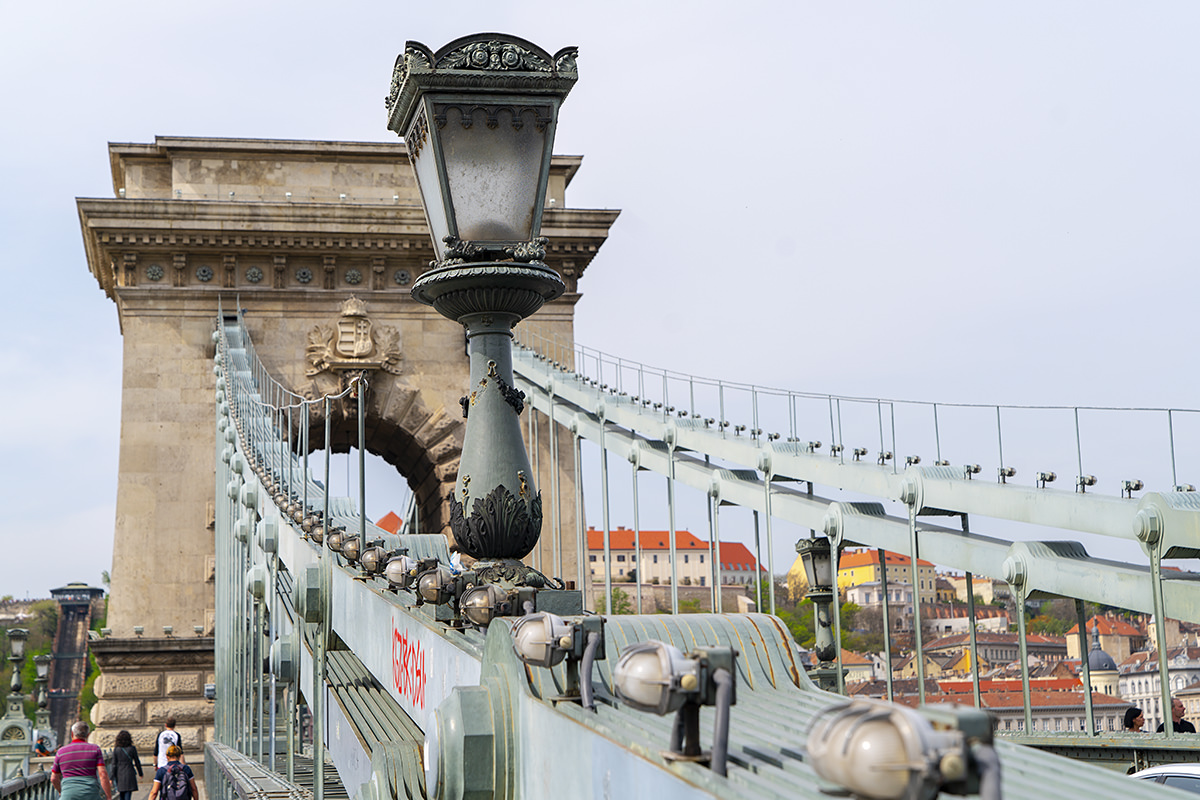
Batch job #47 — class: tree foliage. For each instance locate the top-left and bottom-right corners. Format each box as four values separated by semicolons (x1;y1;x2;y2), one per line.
597;587;634;615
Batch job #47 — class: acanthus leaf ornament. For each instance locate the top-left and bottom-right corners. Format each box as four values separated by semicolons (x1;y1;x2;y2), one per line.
448;484;543;560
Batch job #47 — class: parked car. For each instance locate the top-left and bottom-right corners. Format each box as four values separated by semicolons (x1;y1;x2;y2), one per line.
1131;763;1200;793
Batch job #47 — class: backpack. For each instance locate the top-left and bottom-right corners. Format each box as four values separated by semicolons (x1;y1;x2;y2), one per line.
161;763;189;800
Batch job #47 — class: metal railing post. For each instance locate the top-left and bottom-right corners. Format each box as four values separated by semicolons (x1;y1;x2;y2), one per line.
1076;600;1096;735
878;548;893;703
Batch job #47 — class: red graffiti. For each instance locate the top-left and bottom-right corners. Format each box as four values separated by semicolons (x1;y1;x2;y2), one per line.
392;623;427;710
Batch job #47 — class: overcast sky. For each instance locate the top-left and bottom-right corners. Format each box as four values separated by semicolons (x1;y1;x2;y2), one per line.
3;2;1200;596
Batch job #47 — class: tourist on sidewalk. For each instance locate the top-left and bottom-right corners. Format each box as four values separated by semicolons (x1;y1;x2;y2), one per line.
107;730;144;800
153;718;183;768
51;721;113;800
149;745;197;800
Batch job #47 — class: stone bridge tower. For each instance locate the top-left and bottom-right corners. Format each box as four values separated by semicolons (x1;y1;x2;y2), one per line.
77;136;617;748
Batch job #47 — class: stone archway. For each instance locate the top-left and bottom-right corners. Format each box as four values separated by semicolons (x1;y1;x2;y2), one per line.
298;297;464;538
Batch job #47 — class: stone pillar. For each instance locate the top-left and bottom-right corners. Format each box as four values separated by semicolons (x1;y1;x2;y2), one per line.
90;638;214;767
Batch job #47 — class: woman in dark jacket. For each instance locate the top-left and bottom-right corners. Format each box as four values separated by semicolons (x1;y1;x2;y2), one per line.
108;730;143;800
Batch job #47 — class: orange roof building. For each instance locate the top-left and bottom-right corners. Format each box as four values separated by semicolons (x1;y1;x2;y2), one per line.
585;527;763;587
837;548;937;605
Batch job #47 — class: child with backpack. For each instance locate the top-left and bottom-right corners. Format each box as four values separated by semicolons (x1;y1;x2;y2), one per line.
149;745;196;800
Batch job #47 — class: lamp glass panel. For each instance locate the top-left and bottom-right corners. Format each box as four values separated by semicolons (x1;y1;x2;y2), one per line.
408;106;452;260
814;548;834;587
438;104;548;245
800;551;818;589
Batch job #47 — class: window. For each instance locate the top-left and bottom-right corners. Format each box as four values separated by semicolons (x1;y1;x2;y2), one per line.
616;555;626;562
684;554;689;564
699;577;705;586
700;554;705;563
1164;776;1200;792
618;569;624;576
653;555;658;564
589;555;597;562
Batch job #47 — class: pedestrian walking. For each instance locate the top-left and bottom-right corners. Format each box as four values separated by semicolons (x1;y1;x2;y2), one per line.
153;718;183;769
107;730;143;800
51;721;113;800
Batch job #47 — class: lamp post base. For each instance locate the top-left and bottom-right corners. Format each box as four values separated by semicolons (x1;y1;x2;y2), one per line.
809;665;844;693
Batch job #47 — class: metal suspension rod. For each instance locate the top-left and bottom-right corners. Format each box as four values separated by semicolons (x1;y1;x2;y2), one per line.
963;516;981;710
600;414;613;613
878;548;893;703
549;387;562;580
908;509;926;705
711;499;721;614
707;456;718;612
358;375;366;546
1016;595;1033;734
1076;600;1095;735
632;455;643;614
315;396;330;800
667;444;679;613
752;511;762;612
1151;545;1174;738
763;471;776;617
574;432;585;600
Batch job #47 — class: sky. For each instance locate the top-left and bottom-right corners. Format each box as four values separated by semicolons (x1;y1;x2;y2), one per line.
3;2;1200;596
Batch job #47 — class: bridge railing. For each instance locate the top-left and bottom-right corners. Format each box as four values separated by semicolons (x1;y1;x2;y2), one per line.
512;319;1200;747
0;771;53;800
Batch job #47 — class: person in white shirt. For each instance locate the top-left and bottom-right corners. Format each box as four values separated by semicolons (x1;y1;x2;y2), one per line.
153;718;183;769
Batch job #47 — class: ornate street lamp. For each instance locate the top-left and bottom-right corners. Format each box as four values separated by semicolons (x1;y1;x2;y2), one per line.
32;655;52;752
387;34;577;582
0;629;31;780
6;629;27;693
796;537;840;690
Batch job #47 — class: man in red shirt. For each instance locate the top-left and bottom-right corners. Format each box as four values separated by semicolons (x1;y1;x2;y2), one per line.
51;721;113;800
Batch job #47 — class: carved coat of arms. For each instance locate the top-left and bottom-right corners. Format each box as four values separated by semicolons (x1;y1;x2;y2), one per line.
306;297;402;376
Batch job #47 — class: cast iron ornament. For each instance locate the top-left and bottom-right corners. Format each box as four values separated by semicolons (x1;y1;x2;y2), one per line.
448;485;543;560
386;33;578;130
495;374;526;415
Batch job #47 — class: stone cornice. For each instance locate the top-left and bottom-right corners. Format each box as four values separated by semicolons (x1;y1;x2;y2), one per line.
79;199;617;301
91;637;215;670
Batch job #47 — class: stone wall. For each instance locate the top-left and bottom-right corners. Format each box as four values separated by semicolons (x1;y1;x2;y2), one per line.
90;638;214;756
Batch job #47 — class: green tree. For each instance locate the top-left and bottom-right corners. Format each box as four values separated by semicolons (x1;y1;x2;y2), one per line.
597;587;634;615
677;598;707;614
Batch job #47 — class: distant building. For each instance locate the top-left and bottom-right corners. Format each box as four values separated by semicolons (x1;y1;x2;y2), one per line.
924;632;1067;669
945;574;1012;606
1118;644;1200;731
845;580;914;633
919;604;1009;637
935;577;957;604
1082;626;1121;697
586;527;711;586
1065;614;1145;664
713;541;766;585
839;649;876;684
838;549;937;605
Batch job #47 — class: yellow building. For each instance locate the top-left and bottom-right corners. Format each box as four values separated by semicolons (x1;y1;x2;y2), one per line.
837;549;937;605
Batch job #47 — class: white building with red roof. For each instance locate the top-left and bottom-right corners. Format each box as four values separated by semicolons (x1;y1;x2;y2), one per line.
585;527;763;587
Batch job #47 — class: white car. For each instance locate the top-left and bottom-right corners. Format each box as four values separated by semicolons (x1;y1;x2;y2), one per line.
1131;763;1200;793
